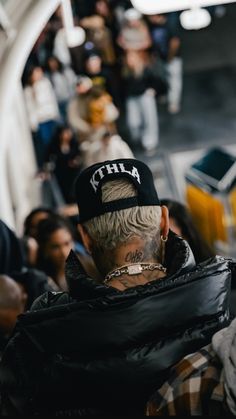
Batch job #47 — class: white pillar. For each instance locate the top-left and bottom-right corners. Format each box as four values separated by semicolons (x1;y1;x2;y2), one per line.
4;82;41;234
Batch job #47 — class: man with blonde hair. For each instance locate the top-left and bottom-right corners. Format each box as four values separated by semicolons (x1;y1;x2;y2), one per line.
0;159;232;415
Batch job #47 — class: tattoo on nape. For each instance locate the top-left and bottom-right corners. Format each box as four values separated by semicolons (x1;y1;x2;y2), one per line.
125;250;143;263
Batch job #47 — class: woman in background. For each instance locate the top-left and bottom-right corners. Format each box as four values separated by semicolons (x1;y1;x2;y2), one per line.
161;199;215;263
122;49;159;154
44;124;82;204
36;215;74;291
45;56;77;121
24;66;60;168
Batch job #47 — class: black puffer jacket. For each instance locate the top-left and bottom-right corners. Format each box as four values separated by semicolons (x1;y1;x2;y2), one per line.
0;233;232;415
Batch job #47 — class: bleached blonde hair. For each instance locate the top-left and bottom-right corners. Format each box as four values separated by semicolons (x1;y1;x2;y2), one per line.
83;178;162;251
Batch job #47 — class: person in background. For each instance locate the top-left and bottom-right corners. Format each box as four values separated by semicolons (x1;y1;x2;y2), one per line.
147;13;183;114
24;66;60;168
23;207;56;267
82;127;134;168
23;207;98;284
26;8;63;70
84;50;120;107
94;0;119;44
147;317;236;416
0;275;26;356
0;158;232;415
161;199;215;263
68;77;119;143
23;207;56;240
67;75;94;142
36;215;75;291
117;8;152;52
80;14;116;68
122;49;159;154
45;56;77;121
0;219;54;312
44;124;82;204
87;85;119;133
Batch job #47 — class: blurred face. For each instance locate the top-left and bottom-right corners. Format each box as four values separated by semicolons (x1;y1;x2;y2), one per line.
148;14;167;25
30;67;43;83
48;57;59;72
60;128;73;144
86;56;102;74
44;228;73;269
95;0;110;17
126;50;141;69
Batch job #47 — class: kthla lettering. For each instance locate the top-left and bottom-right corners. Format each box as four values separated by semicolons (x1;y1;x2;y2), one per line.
90;163;141;192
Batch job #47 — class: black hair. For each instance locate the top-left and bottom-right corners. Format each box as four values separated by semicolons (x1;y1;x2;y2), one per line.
54;123;72;138
45;55;63;73
36;215;75;280
45;124;75;159
24;207;56;237
161;199;215;263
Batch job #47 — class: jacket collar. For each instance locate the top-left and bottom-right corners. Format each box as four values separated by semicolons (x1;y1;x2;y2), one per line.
65;231;196;300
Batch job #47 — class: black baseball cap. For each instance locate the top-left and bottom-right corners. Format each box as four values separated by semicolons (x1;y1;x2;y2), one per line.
75;159;160;223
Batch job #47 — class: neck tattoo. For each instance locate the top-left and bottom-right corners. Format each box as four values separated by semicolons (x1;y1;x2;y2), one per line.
104;262;166;285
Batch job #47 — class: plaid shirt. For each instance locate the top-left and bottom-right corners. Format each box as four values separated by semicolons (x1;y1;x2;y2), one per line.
147;345;229;416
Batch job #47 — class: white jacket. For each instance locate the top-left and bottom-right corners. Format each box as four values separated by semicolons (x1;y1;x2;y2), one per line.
83;135;134;168
24;77;60;131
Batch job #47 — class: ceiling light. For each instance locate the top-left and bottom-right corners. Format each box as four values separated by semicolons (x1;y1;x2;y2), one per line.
180;7;212;30
130;0;236;15
61;0;86;47
130;0;163;15
66;26;86;47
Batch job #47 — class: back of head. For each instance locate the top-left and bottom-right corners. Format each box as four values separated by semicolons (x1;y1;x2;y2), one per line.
75;159;163;274
84;178;162;251
0;275;23;310
0;275;25;335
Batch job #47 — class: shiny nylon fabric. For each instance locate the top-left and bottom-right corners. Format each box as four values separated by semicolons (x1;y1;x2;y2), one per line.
0;234;232;415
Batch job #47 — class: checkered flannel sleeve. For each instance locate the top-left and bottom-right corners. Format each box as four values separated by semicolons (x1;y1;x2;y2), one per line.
146;345;224;416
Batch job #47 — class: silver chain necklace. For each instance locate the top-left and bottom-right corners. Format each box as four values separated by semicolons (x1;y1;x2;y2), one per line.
104;262;167;285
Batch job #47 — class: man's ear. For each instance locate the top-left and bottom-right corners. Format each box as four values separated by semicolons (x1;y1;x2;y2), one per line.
77;224;93;255
160;205;169;240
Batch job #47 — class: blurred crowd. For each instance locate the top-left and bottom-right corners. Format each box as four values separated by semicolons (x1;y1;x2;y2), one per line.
22;0;183;206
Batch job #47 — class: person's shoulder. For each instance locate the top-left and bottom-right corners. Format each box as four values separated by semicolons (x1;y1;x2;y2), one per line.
31;291;73;311
199;255;234;272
